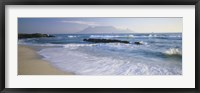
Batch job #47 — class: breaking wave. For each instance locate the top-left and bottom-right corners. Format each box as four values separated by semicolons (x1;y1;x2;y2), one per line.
164;48;182;56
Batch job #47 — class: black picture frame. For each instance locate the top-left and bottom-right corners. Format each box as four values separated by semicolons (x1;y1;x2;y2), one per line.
0;0;199;93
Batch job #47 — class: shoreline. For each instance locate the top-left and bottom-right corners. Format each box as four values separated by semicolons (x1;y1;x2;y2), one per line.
18;45;73;75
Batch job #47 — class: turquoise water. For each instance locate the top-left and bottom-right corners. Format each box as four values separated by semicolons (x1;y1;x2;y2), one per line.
19;33;182;75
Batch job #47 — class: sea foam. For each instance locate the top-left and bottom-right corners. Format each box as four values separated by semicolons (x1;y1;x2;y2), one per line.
164;48;182;56
38;44;182;75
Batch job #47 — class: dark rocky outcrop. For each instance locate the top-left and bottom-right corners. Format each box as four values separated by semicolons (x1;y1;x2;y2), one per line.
83;38;129;44
18;33;55;39
134;42;143;45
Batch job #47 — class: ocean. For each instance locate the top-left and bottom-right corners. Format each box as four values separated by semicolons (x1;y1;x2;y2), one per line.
18;33;182;75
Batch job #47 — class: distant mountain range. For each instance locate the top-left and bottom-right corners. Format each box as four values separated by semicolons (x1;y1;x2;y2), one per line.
77;26;134;34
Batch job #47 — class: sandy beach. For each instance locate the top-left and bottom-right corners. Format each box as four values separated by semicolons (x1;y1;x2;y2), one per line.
18;45;72;75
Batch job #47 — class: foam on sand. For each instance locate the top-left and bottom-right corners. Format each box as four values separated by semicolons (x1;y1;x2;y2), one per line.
38;44;182;75
18;45;72;75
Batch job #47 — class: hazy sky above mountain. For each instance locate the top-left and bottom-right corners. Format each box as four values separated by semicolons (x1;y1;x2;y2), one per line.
18;18;182;34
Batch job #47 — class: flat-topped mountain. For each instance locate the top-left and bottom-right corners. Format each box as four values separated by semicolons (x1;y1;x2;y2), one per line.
77;26;134;34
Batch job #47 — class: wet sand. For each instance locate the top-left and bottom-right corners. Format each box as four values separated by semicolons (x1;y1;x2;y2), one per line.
18;45;73;75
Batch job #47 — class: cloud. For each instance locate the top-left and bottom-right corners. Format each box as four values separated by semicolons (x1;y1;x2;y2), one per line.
60;21;100;26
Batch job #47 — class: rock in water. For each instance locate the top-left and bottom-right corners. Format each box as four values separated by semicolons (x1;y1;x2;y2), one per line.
83;38;129;44
134;41;143;45
18;33;55;39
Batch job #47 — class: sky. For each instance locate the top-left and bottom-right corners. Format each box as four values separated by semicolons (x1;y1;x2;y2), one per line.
18;18;182;34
